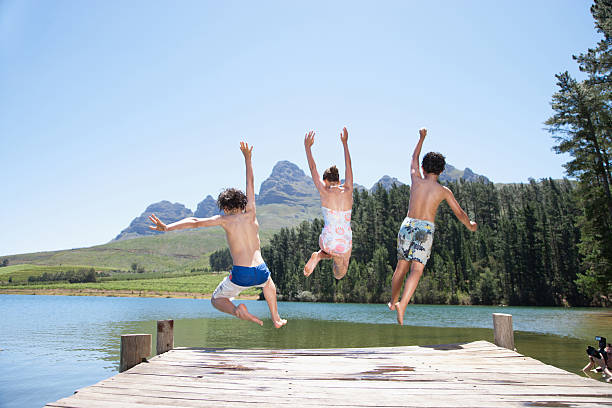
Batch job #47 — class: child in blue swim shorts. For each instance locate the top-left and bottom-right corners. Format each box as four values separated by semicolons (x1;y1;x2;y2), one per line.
149;143;286;328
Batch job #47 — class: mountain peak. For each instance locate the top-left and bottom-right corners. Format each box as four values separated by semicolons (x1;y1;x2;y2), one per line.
258;161;318;205
440;164;490;183
269;161;307;181
114;201;193;241
371;175;404;192
194;195;221;218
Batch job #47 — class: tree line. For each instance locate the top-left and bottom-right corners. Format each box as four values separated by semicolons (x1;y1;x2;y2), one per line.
211;178;601;306
27;268;98;284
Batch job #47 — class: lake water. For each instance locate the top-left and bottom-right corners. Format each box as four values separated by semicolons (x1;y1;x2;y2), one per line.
1;295;610;407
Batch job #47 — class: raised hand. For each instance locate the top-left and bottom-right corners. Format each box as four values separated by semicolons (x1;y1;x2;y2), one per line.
340;127;348;144
304;130;315;149
419;127;427;139
148;214;167;232
240;141;253;160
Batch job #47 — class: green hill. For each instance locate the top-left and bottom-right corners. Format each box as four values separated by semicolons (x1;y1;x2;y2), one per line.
2;202;321;273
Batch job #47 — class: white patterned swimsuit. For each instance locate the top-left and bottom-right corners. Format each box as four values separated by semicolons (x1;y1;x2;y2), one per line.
319;207;352;255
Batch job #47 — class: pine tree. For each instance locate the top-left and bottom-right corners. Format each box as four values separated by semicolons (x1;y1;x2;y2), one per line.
545;0;612;304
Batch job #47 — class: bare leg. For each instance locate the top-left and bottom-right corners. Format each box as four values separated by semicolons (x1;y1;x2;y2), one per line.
332;250;351;279
211;297;263;326
389;260;410;310
582;359;594;373
395;261;424;325
304;250;332;276
262;278;287;328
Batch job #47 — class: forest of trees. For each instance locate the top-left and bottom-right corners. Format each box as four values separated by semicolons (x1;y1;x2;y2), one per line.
545;0;611;302
211;179;601;306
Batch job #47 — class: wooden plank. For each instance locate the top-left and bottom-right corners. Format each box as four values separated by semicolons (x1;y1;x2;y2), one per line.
46;341;612;408
100;374;611;392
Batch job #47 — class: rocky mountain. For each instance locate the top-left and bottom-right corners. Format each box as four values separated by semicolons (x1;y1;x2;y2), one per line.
439;164;490;184
114;201;193;241
256;161;319;205
369;166;489;192
114;160;489;242
370;175;404;192
194;195;222;218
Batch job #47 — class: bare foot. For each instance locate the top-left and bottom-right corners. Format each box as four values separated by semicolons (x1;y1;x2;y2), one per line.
304;252;319;276
388;302;396;311
273;317;287;328
235;304;263;326
394;302;405;325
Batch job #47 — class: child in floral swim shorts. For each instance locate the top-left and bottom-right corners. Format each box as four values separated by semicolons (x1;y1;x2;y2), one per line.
390;128;478;325
397;217;435;265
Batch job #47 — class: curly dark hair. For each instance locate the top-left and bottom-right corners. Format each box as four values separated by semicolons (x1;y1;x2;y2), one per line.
322;165;339;182
422;152;446;175
217;188;247;212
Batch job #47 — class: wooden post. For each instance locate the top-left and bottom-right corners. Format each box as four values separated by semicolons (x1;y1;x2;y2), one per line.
157;319;174;355
120;334;151;372
492;313;514;350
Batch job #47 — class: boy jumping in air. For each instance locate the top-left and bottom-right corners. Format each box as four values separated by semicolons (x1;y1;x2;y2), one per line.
390;128;477;325
149;142;287;328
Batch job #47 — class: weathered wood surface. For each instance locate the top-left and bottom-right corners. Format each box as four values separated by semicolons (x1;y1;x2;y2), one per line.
493;313;515;350
46;341;611;407
120;334;151;373
156;320;174;355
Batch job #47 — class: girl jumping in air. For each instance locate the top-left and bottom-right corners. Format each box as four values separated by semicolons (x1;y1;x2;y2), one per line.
303;127;354;279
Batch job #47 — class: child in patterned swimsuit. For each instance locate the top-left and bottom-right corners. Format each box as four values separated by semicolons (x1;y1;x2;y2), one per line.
149;142;286;329
303;127;354;279
390;128;477;325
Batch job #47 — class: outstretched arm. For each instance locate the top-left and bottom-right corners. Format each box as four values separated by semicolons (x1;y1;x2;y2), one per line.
443;187;477;232
304;131;325;192
341;127;353;190
411;128;427;180
149;213;222;232
240;142;255;213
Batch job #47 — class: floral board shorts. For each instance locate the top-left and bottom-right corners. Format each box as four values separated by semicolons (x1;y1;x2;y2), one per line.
396;217;435;265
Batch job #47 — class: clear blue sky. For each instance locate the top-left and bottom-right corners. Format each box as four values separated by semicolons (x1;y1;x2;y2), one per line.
0;1;600;256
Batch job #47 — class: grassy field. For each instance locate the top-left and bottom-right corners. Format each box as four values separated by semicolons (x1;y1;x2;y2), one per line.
2;203;321;273
0;264;121;284
0;272;260;297
0;202;319;298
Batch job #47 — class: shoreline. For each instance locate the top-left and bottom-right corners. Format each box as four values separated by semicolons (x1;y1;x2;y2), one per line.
0;288;259;300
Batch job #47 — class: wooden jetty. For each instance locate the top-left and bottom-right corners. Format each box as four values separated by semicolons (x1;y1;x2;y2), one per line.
46;340;611;407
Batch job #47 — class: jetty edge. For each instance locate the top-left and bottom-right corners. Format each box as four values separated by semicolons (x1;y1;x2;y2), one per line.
45;315;612;408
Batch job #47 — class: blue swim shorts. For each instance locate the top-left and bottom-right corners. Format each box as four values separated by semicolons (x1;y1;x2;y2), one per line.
229;263;271;286
212;263;271;300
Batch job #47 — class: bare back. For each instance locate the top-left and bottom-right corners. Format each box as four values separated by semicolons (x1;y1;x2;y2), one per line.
406;129;475;231
221;210;264;268
319;184;353;211
407;176;447;223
